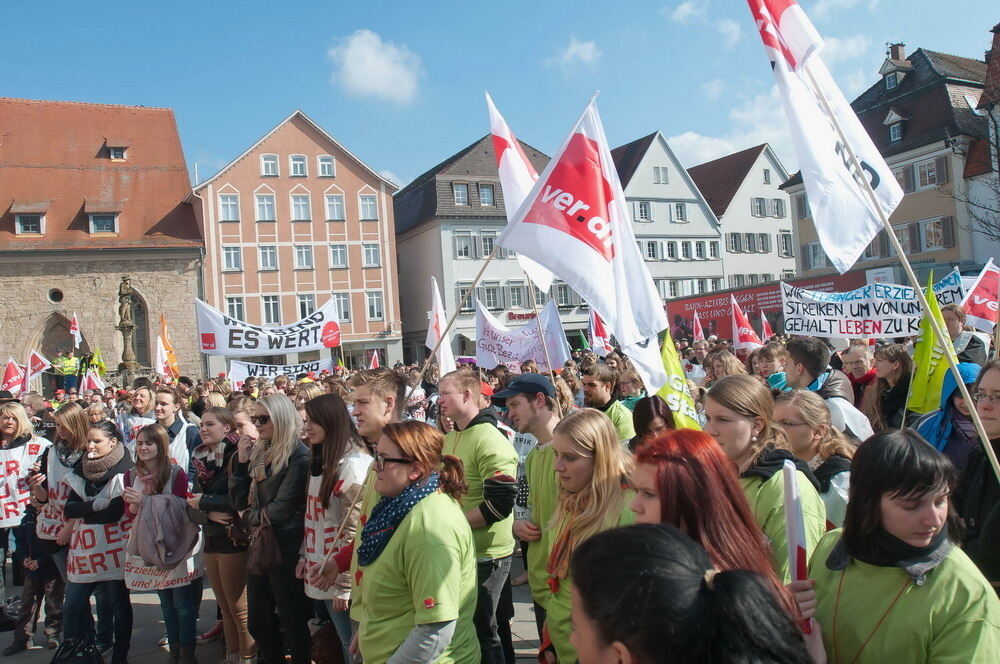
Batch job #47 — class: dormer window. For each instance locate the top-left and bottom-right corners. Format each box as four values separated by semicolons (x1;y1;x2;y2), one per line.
889;123;903;142
109;146;126;160
884;73;898;91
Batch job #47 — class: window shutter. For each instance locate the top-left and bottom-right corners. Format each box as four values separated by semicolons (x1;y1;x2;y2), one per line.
453;234;462;259
903;166;915;193
667;203;673;222
801;244;811;270
751;198;758;217
632;201;640;221
649;202;656;221
907;223;921;253
935;156;949;184
878;231;890;257
942;216;955;247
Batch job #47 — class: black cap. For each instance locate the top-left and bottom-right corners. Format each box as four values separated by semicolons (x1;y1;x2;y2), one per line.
492;374;555;404
0;390;19;405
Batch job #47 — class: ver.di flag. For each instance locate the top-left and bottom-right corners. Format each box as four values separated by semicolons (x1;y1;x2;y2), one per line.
2;358;26;394
69;312;83;349
746;0;903;273
589;309;613;358
21;350;51;392
497;97;667;390
907;272;959;415
732;295;763;352
962;259;999;332
426;276;457;374
761;310;775;341
692;310;705;342
655;328;702;430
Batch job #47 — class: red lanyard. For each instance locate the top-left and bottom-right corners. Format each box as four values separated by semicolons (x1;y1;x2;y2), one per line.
832;568;911;664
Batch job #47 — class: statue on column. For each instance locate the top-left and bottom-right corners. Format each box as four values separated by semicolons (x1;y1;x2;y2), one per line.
118;277;133;326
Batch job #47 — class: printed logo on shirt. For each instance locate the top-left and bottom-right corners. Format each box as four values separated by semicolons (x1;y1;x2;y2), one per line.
423;597;436;609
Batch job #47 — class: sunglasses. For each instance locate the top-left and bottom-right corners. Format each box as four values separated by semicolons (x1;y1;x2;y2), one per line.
374;453;412;471
250;415;271;426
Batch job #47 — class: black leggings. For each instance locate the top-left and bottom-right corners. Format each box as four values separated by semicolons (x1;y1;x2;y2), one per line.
245;534;310;664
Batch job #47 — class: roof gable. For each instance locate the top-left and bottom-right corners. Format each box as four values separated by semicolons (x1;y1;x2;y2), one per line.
610;132;657;188
686;144;769;218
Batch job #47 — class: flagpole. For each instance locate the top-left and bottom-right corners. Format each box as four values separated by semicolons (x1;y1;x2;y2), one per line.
526;275;563;418
802;66;1000;483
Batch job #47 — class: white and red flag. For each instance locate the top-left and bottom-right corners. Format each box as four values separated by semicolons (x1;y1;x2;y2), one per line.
731;296;763;352
692;310;705;342
760;310;775;341
2;358;26;394
589;309;613;358
21;350;50;391
782;459;813;634
746;0;902;273
497;97;668;391
962;259;999;332
369;350;380;370
426;276;457;374
486;94;554;292
69;312;83;349
82;370;105;392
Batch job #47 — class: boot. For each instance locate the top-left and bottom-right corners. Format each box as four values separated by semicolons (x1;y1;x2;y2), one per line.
168;644;180;664
179;644;199;664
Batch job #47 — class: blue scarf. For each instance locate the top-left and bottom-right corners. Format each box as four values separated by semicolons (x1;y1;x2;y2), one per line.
358;473;439;566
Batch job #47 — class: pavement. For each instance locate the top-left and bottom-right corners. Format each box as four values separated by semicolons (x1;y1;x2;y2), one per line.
3;556;541;663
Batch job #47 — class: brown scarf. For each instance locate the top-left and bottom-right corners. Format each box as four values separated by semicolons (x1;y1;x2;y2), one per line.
82;443;125;482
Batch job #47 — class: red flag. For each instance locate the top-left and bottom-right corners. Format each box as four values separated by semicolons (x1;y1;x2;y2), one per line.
692;310;705;342
962;259;999;332
369;350;380;370
731;296;763;352
82;370;106;392
589;309;613;358
21;350;50;391
760;311;775;341
2;358;25;394
69;312;83;349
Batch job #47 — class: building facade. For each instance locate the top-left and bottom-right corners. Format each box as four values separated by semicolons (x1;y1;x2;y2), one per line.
687;144;796;286
191;111;402;373
784;44;999;279
0;98;203;386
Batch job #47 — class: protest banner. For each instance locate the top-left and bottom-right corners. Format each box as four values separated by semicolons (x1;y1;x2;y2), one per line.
124;532;203;591
64;474;132;583
195;298;341;357
0;438;51;528
228;358;336;388
476;300;571;371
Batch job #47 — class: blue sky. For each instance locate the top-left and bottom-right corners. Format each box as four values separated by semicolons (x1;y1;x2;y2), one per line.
5;1;995;186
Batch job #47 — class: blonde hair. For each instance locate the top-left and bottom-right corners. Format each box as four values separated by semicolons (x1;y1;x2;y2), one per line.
294;382;323;404
549;409;633;544
708;351;750;379
54;401;89;451
203;392;227;409
0;402;34;441
773;390;855;461
707;375;789;465
250;393;301;474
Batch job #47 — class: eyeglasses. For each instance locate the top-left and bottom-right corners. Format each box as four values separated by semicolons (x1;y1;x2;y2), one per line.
775;420;812;428
250;415;271;426
374;453;413;471
973;391;1000;406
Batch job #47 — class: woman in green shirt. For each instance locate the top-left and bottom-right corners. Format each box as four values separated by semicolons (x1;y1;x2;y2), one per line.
799;429;1000;663
354;421;480;664
543;408;634;663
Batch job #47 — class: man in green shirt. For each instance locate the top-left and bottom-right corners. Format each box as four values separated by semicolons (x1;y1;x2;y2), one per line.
439;370;517;664
493;373;560;639
582;364;635;442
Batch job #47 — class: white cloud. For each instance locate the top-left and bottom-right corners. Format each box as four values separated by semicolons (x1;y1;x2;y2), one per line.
715;19;742;48
328;29;423;105
812;0;881;19
545;36;602;70
821;35;872;65
701;79;725;100
379;169;405;188
840;67;872;98
663;1;706;24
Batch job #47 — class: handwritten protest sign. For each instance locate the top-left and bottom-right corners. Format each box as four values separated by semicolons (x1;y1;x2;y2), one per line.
196;299;341;357
476;300;571;371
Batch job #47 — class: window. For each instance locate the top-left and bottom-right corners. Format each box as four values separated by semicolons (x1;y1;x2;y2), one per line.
636;201;652;221
668;281;678;298
752;198;767;217
533;286;548;305
749;274;760;285
773;199;785;218
481;233;496;257
779;232;794;257
15;214;43;234
289;155;307;177
330;244;348;268
884;73;897;91
325;194;346;221
258;245;278;271
455;233;473;259
556;284;573;307
920;218;946;252
219;194;239;221
681;242;692;259
745;233;758;252
695;242;706;259
728;233;743;253
757;233;770;252
666;241;677;259
333;293;351;322
889;123;903;142
763;168;771;184
732;274;746;287
318;155;335;177
483;284;502;310
256;194;276;221
262;296;281;325
762;273;774;283
808;242;826;268
782;270;795;279
458;284;475;312
291;194;311;221
225;297;245;321
363;243;381;267
359;194;378;220
109;147;126;160
366;292;384;320
646;241;659;260
509;282;525;308
223;246;242;271
479;184;495;206
653;166;669;184
261;154;278;177
298;294;316;318
673;203;687;222
709;241;720;259
295;245;314;269
89;214;117;234
453;183;469;206
863;235;880;260
795;193;810;219
917;160;941;188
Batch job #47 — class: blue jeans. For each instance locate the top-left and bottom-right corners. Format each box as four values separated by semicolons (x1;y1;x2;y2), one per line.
63;580;132;660
157;578;204;647
326;602;353;664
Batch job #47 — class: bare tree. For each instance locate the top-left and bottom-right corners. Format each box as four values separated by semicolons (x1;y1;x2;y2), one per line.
944;113;1000;242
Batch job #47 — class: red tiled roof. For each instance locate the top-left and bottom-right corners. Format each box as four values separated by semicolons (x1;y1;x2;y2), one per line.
610;132;657;188
0;97;201;250
686;144;768;218
964;137;993;178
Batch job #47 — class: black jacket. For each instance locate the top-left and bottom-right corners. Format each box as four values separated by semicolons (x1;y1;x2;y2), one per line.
64;452;134;525
191;440;244;552
814;369;855;403
229;442;310;533
954;444;1000;584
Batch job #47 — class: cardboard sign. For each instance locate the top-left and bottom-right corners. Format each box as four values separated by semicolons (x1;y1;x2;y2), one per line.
196;298;341;356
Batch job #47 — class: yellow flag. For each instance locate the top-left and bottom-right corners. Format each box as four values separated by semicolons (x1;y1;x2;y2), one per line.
655;328;702;430
90;348;107;375
907;272;958;414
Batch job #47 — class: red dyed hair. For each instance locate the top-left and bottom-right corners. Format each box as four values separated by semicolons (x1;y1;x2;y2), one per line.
635;429;796;616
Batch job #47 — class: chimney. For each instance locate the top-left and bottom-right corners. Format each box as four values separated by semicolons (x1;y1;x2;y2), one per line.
888;43;906;61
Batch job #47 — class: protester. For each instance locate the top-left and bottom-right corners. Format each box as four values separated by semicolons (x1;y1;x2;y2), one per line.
543;408;634;664
913;362;982;473
704;375;826;582
189;407;254;663
861;343;913;432
123;424;200;664
798;429;1000;661
299;394;371;662
438;370;517;663
941;304;988;366
580;364;635;442
570;524;813;664
403;369;427;421
841;342;876;406
628;395;675;451
704;350;749;389
750;342;787;382
62;420;134;664
615;369;645;411
229;394;311;664
355;421;479;663
774;390;855;527
154;386;200;471
116;386;155;450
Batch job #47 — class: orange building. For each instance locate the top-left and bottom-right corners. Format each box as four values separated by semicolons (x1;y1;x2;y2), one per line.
190;111;401;372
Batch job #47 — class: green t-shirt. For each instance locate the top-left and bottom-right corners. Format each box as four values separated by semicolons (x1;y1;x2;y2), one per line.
739;469;826;583
349;467;381;624
546;495;635;664
443;421;517;560
602;400;636;442
524;443;558;605
810;530;1000;664
356;491;480;664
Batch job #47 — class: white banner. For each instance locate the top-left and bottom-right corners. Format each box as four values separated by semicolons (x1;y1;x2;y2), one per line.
196;299;342;357
0;438;51;528
65;474;132;583
780;271;965;338
228;358;336;388
475;300;571;371
125;533;204;591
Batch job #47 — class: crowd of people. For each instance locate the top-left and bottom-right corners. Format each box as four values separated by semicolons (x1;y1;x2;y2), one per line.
1;327;999;663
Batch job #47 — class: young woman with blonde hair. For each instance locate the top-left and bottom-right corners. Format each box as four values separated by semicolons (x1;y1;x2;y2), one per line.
543;408;634;663
705;375;826;582
861;343;913;432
